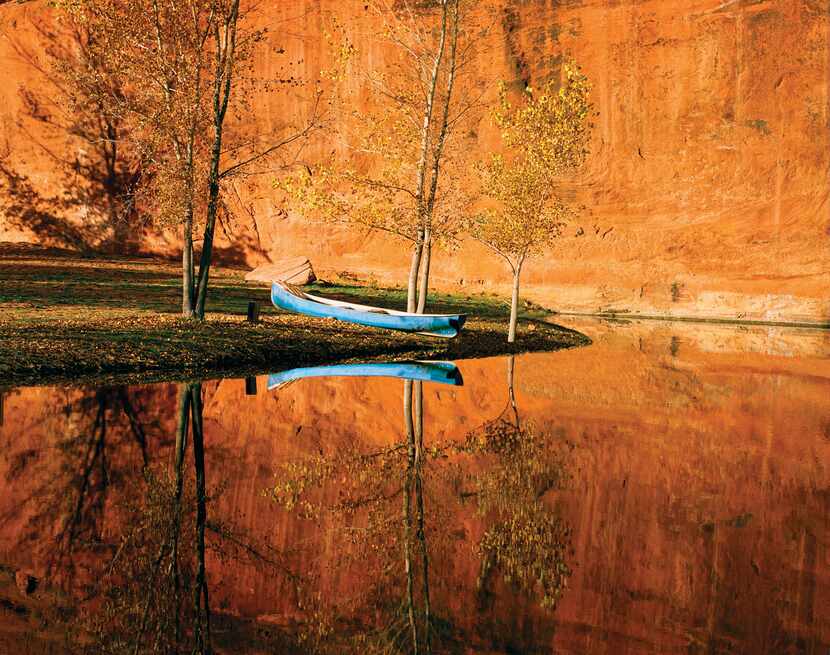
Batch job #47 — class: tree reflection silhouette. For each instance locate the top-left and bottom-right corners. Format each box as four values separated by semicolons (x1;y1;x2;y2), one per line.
77;382;213;655
463;356;572;612
271;356;573;652
403;379;431;653
3;382;297;653
4;386;160;585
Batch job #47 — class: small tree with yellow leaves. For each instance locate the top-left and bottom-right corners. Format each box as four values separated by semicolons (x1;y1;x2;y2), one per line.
469;63;592;342
280;0;484;313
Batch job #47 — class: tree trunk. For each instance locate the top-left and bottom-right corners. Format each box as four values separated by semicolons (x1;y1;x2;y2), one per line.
182;128;197;317
508;263;522;343
402;379;419;652
190;383;212;653
152;0;196;315
194;0;240;320
182;211;195;316
419;0;459;314
410;0;449;314
193;177;219;319
193;106;225;318
407;237;424;313
416;231;432;314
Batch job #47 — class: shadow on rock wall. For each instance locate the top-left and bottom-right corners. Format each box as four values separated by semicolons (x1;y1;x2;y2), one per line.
0;14;145;255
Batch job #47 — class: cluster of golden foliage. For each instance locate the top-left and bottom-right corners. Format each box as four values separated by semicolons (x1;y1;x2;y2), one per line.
477;506;571;609
469;62;593;269
462;417;572;609
271;441;410;542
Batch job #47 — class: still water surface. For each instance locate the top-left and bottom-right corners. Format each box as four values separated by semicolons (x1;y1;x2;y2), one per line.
0;318;828;654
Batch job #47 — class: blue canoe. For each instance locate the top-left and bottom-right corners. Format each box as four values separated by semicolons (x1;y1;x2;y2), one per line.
267;361;464;390
270;281;466;338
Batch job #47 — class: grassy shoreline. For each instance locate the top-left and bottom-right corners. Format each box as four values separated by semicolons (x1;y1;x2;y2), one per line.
0;250;589;388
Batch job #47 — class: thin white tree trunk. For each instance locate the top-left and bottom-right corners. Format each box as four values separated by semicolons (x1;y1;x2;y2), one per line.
508;259;524;343
416;229;432;313
182;201;196;316
419;0;459;311
410;0;449;312
407;237;424;313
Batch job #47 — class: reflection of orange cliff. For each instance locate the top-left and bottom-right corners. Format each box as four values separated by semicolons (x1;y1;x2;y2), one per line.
1;1;829;324
0;319;829;652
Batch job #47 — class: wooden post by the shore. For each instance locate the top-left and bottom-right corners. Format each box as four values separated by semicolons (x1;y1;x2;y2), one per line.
0;392;4;426
245;376;257;396
247;301;260;323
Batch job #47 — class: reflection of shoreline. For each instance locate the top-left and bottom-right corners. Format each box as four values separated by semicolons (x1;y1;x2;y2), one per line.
556;316;830;360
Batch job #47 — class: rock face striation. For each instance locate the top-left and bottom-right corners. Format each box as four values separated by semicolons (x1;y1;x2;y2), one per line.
0;0;828;323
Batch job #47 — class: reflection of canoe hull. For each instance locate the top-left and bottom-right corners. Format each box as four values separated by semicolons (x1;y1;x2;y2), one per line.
270;282;466;338
267;361;463;390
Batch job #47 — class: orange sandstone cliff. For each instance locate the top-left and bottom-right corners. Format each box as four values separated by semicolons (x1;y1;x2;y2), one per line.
0;0;828;324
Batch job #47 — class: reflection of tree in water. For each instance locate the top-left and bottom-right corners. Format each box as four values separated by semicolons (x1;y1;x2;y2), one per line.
4;386;161;585
402;379;431;653
271;380;423;653
74;382;316;654
271;378;443;654
79;383;212;655
464;356;572;611
72;383;299;654
270;356;572;652
5;382;297;653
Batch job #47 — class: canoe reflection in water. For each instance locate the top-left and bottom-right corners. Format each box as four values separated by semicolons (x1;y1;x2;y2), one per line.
267;361;464;391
